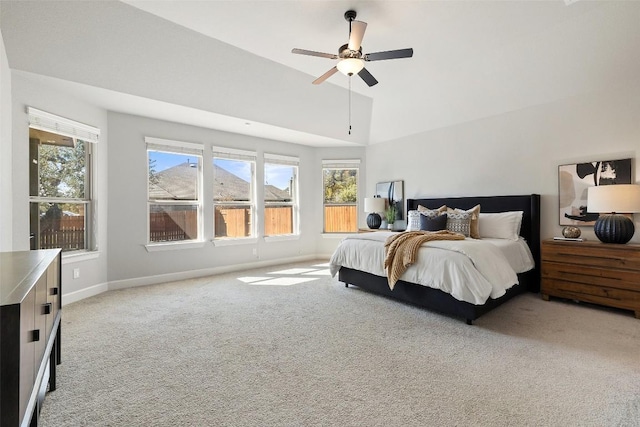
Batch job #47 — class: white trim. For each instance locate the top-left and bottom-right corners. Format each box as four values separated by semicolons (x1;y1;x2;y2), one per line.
264;234;300;243
144;240;207;252
28;107;100;143
62;282;109;306
212;237;258;247
61;251;100;264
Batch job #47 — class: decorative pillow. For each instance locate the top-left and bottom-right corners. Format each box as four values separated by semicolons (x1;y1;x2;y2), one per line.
446;212;471;237
406;210;421;232
448;204;481;239
478;211;524;241
417;205;447;216
420;212;448;231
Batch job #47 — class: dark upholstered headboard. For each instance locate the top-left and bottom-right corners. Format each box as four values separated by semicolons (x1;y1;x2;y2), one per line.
407;194;541;291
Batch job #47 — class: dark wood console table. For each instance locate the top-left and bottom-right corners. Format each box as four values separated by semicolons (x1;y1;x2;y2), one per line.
1;249;62;426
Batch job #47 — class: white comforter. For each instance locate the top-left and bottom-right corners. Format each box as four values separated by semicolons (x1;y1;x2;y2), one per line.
329;232;532;305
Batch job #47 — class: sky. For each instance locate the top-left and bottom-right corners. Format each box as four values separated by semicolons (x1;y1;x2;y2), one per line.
149;151;294;190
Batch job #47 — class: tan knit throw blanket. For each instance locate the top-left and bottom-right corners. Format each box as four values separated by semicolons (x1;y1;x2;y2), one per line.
384;230;465;290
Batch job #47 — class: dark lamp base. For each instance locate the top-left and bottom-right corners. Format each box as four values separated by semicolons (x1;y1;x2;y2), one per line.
594;213;635;244
366;212;382;229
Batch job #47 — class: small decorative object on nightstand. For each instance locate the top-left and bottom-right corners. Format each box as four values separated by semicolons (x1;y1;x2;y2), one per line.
385;205;397;230
562;226;581;238
587;184;640;244
364;197;385;229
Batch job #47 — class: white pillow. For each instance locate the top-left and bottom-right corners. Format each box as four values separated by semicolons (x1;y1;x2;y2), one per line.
478;211;523;241
406;210;421;231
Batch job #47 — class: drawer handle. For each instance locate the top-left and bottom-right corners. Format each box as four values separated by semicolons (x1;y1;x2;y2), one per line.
43;303;52;315
31;329;40;342
51;287;59;295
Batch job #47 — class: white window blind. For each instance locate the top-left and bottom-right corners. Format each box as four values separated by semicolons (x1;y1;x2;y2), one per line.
322;159;361;169
28;107;100;144
265;153;299;166
146;137;203;155
212;146;256;162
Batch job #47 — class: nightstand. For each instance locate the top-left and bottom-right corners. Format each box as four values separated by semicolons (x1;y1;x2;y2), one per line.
357;228;403;233
541;239;640;318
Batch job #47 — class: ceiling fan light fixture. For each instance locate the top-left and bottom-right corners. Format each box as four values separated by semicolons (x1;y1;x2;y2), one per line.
336;58;364;76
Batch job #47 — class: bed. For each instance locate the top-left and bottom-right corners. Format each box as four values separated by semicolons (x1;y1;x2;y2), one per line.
331;194;541;324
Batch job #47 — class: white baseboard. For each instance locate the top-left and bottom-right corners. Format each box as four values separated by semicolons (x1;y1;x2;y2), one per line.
61;255;332;305
62;282;109;306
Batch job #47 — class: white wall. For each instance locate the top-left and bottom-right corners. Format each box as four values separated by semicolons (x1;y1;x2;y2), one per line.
106;112;366;283
0;19;13;251
366;80;640;243
10;72;109;298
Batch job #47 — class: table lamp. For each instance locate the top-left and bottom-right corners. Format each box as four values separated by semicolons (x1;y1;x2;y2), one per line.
364;197;386;229
587;184;640;244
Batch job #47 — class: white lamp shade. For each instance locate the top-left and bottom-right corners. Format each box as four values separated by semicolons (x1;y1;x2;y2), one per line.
336;58;365;76
587;184;640;213
364;197;385;213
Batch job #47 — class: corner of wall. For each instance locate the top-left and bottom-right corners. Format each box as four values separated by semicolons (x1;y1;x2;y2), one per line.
0;28;13;251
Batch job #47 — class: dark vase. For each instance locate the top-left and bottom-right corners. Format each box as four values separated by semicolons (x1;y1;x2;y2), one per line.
366;213;382;229
594;214;635;244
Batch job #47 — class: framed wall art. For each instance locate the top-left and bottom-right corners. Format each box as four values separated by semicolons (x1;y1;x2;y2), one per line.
376;180;404;221
558;158;632;226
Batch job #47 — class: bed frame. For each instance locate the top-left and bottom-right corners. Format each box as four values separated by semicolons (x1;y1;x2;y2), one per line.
339;194;541;324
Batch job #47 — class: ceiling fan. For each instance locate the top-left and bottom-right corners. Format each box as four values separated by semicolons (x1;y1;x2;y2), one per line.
292;10;413;87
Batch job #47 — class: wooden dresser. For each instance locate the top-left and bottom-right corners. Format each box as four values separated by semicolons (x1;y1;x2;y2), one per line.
541;239;640;318
0;250;62;427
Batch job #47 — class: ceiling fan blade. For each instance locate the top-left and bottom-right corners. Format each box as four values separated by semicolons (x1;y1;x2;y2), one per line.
358;67;378;87
312;66;339;85
348;20;367;51
365;48;413;62
292;48;338;60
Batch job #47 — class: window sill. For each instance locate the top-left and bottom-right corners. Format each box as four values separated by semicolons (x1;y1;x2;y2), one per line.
212;237;258;247
145;241;206;252
264;234;300;243
321;233;355;239
62;251;100;264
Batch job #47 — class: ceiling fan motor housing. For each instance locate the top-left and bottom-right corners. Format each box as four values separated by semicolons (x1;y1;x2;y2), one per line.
339;44;362;59
344;10;357;22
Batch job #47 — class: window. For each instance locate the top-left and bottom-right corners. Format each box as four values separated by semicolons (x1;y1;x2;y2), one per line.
28;108;99;252
213;146;256;239
264;153;299;237
147;137;203;244
322;160;360;233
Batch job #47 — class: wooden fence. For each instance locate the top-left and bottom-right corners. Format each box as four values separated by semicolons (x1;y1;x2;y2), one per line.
38;205;358;249
38;216;85;251
150;210;197;242
324;205;357;232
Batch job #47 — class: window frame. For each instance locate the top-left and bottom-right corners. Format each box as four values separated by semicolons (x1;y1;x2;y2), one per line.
212;146;257;242
322;159;360;234
146;137;204;247
264;153;299;239
28;107;99;254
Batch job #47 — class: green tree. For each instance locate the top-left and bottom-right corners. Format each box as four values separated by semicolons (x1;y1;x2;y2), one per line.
38;140;85;199
149;157;160;186
324;169;357;203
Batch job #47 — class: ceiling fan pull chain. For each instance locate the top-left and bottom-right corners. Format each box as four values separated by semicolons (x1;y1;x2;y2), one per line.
349;77;352;135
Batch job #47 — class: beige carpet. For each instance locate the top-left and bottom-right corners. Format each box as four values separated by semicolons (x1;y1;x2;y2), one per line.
40;261;640;426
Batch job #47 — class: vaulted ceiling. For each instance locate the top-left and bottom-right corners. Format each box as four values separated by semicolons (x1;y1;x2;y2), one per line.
2;1;640;146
